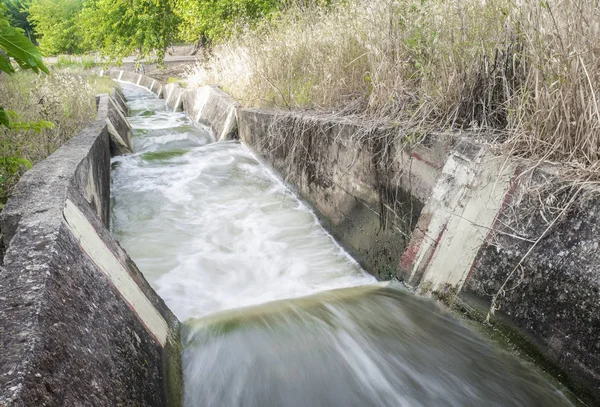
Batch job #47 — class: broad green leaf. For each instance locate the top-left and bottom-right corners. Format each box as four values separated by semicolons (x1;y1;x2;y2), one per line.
0;26;48;74
0;53;15;74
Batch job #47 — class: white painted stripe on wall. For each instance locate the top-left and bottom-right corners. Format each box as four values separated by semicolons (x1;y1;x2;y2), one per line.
195;88;210;123
419;153;514;292
219;108;236;141
173;93;182;112
63;199;168;346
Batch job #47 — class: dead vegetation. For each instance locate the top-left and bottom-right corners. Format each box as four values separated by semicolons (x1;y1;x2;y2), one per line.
187;0;600;172
0;70;114;205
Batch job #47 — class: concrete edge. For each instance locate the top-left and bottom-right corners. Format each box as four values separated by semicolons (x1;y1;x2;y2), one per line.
106;70;239;141
0;92;182;406
105;70;600;403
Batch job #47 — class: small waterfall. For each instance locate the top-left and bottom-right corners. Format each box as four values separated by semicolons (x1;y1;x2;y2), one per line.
110;83;574;407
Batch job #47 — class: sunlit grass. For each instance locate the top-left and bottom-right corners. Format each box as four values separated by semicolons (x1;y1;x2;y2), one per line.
54;55;98;70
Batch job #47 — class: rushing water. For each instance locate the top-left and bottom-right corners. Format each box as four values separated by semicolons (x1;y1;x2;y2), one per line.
111;84;573;406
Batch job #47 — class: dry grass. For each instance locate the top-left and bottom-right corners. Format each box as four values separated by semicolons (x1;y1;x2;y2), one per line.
187;0;600;170
0;70;115;204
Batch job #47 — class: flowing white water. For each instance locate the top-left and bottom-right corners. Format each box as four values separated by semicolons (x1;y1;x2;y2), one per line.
111;87;376;321
111;84;574;407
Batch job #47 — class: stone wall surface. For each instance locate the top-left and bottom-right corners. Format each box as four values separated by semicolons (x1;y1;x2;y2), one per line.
104;71;600;404
0;90;182;406
182;86;238;141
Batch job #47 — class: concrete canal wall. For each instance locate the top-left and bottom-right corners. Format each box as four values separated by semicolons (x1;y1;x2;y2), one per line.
109;70;599;404
0;89;182;406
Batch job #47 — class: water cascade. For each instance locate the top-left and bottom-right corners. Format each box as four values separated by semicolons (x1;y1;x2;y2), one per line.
110;84;573;406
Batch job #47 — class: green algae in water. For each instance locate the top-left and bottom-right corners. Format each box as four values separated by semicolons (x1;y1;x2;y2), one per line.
142;150;188;161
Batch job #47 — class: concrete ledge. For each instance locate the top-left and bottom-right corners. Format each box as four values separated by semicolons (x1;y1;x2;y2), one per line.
0;93;182;406
182;86;238;141
102;72;600;402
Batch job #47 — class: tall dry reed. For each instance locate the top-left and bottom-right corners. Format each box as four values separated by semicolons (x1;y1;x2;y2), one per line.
0;70;114;204
187;0;600;168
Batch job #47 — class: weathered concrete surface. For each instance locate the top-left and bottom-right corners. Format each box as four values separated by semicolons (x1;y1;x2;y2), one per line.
238;109;454;280
96;89;132;156
399;141;516;292
163;83;184;112
109;87;129;115
461;168;600;403
0;94;182;406
181;86;238;141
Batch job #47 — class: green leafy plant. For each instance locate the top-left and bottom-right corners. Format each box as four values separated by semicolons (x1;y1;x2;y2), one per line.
0;7;49;205
174;0;281;46
0;7;48;127
0;111;53;207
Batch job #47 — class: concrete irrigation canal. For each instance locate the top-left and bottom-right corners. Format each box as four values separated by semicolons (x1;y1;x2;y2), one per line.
109;83;574;406
2;71;598;405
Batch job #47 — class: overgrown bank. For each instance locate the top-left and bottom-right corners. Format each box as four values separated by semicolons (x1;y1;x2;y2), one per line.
187;0;600;172
0;70;114;206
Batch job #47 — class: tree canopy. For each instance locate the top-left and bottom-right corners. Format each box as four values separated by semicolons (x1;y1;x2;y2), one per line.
13;0;329;59
27;0;84;55
174;0;281;45
78;0;179;61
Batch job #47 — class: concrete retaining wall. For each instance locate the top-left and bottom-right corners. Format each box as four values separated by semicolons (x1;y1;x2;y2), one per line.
106;71;599;403
0;90;182;406
107;70;238;141
237;109;453;279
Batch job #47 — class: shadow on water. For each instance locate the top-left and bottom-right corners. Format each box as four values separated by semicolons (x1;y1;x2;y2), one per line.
112;84;574;407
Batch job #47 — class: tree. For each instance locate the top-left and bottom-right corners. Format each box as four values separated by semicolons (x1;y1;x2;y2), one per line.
78;0;179;62
2;0;35;42
173;0;281;45
0;5;47;127
27;0;84;55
